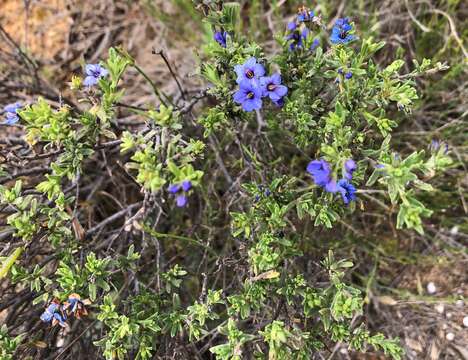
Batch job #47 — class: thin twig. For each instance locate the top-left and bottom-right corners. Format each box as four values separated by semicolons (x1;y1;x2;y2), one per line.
153;48;186;101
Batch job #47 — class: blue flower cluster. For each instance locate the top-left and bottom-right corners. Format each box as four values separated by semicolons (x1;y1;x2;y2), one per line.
330;18;356;45
40;294;89;328
285;9;320;52
286;8;355;50
297;6;315;23
168;180;192;207
84;64;108;87
307;159;357;204
233;58;288;112
430;139;449;154
2;102;22;125
286;19;320;51
337;68;353;83
254;184;272;202
286;22;311;51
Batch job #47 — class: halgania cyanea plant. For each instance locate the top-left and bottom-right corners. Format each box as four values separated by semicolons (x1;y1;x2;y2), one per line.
0;2;452;359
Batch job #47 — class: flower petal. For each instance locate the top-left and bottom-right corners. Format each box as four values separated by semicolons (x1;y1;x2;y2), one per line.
83;76;98;87
176;195;188;207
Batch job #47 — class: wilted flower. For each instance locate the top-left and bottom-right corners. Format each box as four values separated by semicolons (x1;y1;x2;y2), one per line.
214;31;228;48
3;102;22;125
233;80;263;112
234;57;265;84
40;302;59;323
83;64;108;87
40;301;67;327
260;73;288;102
337;179;357;204
330;18;356;44
62;293;90;319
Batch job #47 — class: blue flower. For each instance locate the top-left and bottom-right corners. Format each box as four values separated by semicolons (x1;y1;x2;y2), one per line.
297;7;314;22
324;180;339;193
330;18;356;44
344;72;353;79
233;80;263;112
336;179;357;204
83;64;108;87
260;73;288;102
344;159;357;180
287;21;297;31
234;57;265;84
3;102;22;125
168;184;181;194
176;195;188;207
306;159;332;187
214;31;228;48
181;180;192;192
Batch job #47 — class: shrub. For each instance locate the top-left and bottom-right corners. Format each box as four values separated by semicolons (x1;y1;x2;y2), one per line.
0;2;453;359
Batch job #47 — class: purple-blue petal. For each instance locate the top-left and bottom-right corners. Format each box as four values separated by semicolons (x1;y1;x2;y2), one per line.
233;89;247;104
271;73;281;85
287;22;297;31
4;113;19;125
325;180;339;193
83;76;98;87
4;102;21;113
275;85;288;97
168;184;181;194
182;180;192;192
253;63;266;78
85;64;99;76
242;98;262;112
176;195;188;207
345;159;357;172
337;179;357;204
